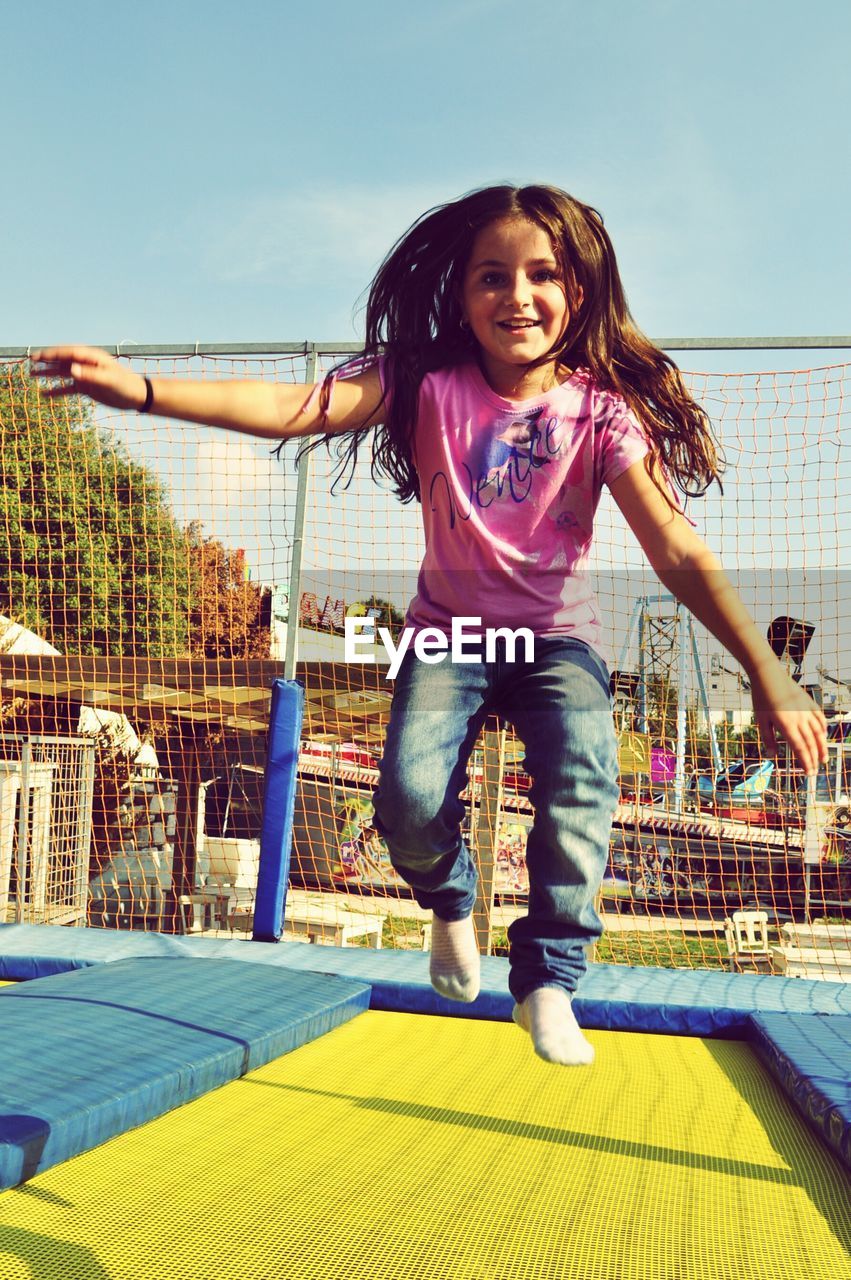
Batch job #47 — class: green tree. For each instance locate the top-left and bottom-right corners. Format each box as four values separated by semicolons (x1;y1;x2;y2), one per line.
0;364;190;656
348;595;407;637
185;525;271;658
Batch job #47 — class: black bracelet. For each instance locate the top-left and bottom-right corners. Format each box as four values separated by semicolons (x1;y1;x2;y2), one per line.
138;376;154;414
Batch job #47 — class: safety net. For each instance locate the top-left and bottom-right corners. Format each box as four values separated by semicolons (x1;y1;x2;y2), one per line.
0;348;848;979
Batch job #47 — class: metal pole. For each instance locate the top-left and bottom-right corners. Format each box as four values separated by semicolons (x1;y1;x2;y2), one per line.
283;345;318;683
617;598;644;671
7;336;851;360
637;604;647;734
689;622;723;775
15;739;31;924
674;606;688;812
472;720;506;957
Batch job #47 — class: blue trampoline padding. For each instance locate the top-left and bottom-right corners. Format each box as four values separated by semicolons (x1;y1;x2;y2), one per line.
4;927;851;1175
234;938;851;1037
0;957;370;1189
3;923;851;1035
0;923;198;979
749;1012;851;1172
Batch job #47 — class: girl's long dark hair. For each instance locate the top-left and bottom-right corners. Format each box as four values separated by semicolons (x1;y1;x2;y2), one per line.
299;184;723;502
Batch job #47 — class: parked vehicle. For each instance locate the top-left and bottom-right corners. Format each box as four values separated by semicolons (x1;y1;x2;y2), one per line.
692;759;775;806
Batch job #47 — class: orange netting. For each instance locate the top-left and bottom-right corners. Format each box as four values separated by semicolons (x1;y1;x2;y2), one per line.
0;351;848;977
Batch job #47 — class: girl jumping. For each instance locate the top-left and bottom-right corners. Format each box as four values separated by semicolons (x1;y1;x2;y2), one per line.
30;183;828;1066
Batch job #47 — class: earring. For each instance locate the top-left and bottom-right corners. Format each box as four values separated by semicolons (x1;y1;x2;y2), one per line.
460;318;470;332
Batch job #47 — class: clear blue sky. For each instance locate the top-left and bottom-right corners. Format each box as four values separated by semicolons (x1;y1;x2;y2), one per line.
3;0;849;350
3;0;849;687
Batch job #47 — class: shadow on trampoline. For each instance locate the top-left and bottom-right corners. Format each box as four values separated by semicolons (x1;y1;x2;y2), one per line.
12;1182;76;1209
0;1223;112;1280
240;1074;805;1184
705;1038;851;1253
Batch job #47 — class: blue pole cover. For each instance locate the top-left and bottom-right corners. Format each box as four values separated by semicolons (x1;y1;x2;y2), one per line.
253;679;305;942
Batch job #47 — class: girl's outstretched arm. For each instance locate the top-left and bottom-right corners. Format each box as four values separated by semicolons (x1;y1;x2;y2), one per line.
28;344;385;439
609;457;829;777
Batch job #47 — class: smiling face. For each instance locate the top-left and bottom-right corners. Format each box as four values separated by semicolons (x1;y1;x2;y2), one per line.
461;217;579;397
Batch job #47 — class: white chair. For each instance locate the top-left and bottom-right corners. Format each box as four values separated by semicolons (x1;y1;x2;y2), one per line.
89;850;170;928
723;910;772;972
182;836;260;931
188;839;388;947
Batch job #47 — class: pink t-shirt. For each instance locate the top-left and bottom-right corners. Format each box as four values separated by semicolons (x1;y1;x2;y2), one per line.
381;360;651;658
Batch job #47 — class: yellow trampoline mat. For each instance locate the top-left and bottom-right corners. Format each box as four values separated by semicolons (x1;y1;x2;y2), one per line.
1;1011;849;1280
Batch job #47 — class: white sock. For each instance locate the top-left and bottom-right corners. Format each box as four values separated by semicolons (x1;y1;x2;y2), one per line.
429;914;480;1002
512;987;595;1066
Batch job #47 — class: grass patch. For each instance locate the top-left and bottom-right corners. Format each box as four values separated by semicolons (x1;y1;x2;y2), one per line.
377;919;731;969
488;928;729;970
594;931;728;969
381;916;430;950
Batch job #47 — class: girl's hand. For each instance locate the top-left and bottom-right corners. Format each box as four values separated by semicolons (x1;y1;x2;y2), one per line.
749;662;829;777
29;345;148;412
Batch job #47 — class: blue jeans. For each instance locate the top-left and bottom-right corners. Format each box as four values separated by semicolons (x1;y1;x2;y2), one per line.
371;636;619;1002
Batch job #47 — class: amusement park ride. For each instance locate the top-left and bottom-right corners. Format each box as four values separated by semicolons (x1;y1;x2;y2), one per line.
612;592;722;810
606;601;849;913
292;599;848;918
614;602;848;808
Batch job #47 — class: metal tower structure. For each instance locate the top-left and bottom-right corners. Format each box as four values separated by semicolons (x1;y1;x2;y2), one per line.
615;594;722;810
